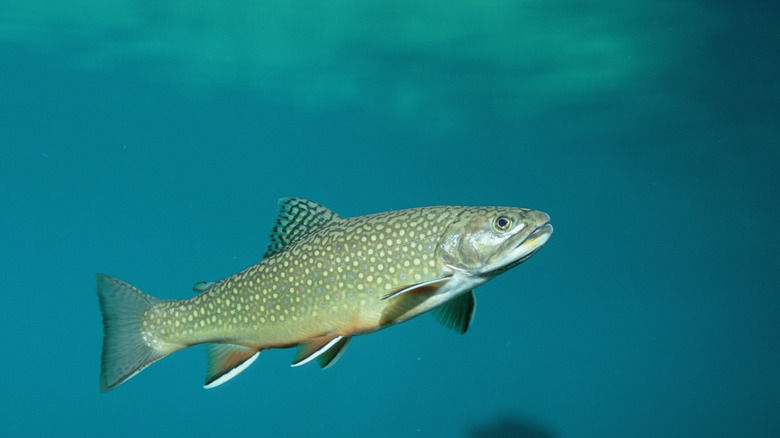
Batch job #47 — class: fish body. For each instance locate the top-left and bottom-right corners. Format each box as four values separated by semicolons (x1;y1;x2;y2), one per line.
97;197;552;391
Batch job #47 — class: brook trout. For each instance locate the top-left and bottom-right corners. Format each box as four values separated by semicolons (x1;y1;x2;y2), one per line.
97;197;552;391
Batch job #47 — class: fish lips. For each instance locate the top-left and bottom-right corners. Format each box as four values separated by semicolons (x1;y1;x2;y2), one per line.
485;219;553;274
513;222;553;264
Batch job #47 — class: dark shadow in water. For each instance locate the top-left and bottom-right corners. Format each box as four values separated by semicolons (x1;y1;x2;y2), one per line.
467;414;555;438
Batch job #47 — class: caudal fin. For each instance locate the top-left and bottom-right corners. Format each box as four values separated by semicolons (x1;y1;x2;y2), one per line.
96;274;169;392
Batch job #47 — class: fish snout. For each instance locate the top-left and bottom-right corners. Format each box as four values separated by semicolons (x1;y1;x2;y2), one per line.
523;209;551;230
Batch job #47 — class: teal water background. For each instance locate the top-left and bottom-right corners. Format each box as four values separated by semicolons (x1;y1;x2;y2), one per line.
1;1;778;437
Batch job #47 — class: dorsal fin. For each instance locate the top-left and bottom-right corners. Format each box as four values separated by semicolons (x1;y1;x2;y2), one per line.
264;197;341;258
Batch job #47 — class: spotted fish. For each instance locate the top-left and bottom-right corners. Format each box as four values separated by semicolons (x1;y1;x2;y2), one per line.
96;197;553;391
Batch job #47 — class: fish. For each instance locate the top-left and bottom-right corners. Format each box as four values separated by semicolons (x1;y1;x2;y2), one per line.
96;197;553;391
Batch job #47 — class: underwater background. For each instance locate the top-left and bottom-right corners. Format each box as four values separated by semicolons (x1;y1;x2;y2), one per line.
1;1;778;437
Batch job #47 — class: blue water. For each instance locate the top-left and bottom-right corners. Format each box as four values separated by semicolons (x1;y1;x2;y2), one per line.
1;2;778;437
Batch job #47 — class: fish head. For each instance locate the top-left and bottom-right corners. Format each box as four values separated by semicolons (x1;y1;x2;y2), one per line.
437;207;553;278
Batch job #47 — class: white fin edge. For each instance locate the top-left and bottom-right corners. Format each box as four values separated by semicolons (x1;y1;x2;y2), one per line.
381;277;452;300
321;337;351;370
203;352;260;389
290;335;344;368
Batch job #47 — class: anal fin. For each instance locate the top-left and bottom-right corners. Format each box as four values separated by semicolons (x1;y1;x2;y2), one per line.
204;344;260;389
291;334;351;369
431;290;476;334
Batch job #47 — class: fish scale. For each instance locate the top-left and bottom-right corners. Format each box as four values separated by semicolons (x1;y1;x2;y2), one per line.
152;206;453;347
96;197;552;391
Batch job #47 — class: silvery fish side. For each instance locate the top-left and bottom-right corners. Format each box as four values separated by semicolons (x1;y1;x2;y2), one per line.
96;197;552;391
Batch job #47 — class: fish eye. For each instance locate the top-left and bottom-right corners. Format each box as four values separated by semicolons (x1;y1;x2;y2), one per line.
493;215;513;232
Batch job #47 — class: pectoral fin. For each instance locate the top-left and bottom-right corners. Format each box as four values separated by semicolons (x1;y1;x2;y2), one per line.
292;334;351;369
203;344;260;389
431;290;476;334
380;277;451;325
381;277;451;300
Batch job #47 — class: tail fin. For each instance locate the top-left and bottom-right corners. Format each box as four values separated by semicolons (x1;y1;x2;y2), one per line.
96;274;169;392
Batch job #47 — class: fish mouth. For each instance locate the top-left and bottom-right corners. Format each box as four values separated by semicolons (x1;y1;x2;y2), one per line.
483;217;552;276
513;222;553;264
